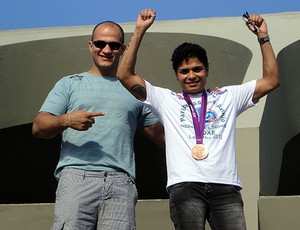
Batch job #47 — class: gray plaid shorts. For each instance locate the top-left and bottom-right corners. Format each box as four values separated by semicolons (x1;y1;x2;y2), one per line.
51;168;138;230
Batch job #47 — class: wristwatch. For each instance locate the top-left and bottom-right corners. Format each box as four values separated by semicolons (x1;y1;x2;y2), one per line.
258;35;270;44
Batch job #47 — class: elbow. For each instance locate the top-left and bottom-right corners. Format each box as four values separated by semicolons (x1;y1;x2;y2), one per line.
116;70;131;82
267;72;280;91
276;76;281;88
32;122;39;137
273;74;281;89
116;64;134;82
116;70;123;80
267;79;280;94
116;65;126;78
32;123;43;138
32;122;53;139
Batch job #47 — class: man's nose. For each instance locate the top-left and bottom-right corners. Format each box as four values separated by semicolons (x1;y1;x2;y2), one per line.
187;70;196;78
102;44;112;52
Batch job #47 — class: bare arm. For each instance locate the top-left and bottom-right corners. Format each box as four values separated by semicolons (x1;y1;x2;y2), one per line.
117;9;156;101
246;14;280;103
32;112;69;139
139;123;165;149
32;110;105;139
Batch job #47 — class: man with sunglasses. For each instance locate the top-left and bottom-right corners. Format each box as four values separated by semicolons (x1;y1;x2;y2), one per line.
32;19;164;230
117;9;280;230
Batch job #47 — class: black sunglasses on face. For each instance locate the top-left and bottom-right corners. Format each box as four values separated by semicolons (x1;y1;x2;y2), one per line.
92;40;123;50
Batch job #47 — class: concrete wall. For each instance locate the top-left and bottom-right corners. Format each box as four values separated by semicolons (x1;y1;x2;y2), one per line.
258;196;300;230
0;201;173;230
260;39;300;196
1;12;300;229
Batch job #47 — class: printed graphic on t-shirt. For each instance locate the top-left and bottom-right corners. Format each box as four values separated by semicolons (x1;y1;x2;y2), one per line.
175;89;229;141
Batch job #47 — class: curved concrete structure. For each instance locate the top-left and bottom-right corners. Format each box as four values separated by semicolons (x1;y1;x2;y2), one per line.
1;12;300;229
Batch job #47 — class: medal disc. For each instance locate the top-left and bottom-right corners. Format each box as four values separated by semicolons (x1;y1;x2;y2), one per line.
191;144;209;160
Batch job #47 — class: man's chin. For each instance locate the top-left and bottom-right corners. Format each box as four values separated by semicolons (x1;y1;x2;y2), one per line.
99;63;114;69
185;88;203;94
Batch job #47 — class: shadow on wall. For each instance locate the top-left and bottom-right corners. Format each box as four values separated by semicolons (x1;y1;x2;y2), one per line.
260;39;300;196
278;132;300;195
0;123;168;204
0;124;60;203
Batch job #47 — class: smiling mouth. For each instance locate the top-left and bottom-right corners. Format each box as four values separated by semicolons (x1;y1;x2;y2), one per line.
99;54;113;60
187;81;199;85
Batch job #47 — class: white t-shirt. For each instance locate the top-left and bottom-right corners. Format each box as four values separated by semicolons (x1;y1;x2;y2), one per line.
144;80;256;189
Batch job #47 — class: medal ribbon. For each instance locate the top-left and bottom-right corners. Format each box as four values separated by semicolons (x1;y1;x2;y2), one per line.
183;90;207;144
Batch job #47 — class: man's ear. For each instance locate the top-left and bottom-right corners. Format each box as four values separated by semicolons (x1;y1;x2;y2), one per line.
88;41;93;52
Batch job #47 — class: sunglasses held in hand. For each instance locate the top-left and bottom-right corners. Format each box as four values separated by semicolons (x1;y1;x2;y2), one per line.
92;40;123;50
242;11;258;33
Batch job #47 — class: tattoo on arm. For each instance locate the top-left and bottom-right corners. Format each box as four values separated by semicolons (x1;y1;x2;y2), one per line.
131;84;146;100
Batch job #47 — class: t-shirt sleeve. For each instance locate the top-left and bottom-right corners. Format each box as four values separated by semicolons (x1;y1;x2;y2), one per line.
232;80;257;115
137;105;160;127
39;77;70;115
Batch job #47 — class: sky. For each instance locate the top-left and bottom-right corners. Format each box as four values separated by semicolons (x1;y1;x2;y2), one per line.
1;0;300;30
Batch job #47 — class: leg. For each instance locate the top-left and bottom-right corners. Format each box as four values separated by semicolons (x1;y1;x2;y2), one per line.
207;184;247;230
97;172;138;230
51;168;101;230
169;182;208;230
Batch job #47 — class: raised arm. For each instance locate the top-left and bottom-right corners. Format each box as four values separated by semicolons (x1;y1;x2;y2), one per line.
117;9;156;101
245;14;280;103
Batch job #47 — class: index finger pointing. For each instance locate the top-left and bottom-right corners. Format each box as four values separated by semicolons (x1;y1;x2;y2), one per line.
87;112;105;118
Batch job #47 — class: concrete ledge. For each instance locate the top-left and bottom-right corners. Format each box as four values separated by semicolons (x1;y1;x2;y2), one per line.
0;203;54;230
2;197;300;229
258;196;300;230
0;200;173;230
136;200;173;229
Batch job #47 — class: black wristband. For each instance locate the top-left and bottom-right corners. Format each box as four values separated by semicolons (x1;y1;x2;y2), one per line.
258;35;270;44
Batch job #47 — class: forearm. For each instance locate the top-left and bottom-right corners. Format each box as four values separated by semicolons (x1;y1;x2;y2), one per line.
121;28;146;79
118;27;147;100
260;39;280;88
247;13;280;102
32;112;69;139
253;38;280;102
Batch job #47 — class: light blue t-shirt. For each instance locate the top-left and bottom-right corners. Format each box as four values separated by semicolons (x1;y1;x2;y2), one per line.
39;72;159;181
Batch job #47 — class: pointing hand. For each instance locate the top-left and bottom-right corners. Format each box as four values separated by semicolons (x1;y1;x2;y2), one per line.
68;110;105;131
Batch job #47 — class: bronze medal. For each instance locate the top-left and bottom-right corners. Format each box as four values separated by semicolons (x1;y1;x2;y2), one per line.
191;144;208;160
183;91;208;161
